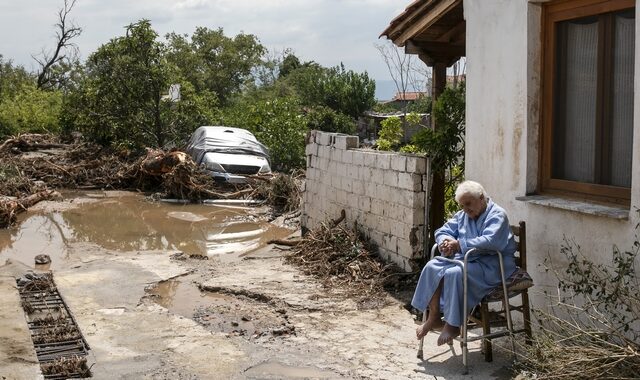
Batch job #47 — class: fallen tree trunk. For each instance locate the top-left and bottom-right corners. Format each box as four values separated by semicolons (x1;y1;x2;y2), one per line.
0;190;61;228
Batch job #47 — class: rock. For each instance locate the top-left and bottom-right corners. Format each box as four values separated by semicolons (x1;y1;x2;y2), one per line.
35;254;51;265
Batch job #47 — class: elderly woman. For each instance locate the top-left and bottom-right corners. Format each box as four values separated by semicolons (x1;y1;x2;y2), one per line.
412;180;517;346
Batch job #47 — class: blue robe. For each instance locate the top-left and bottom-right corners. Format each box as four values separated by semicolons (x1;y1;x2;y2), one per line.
411;199;517;327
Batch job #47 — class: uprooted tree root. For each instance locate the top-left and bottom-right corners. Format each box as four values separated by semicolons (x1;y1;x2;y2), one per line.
284;211;403;308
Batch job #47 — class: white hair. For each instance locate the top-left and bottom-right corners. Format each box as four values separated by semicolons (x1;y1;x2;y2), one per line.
454;180;487;203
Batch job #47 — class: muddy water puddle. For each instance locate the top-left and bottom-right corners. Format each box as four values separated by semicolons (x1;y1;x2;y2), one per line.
147;277;295;339
0;191;292;270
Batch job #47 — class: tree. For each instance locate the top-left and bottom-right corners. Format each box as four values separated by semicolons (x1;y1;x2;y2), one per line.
376;41;431;111
33;0;82;90
284;63;376;119
221;97;307;172
165;27;265;105
63;20;217;149
0;84;63;137
0;57;62;138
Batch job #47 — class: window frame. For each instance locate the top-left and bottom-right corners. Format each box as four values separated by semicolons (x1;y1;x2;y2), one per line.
540;0;635;205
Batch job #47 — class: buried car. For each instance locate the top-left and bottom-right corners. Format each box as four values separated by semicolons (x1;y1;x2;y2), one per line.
185;126;271;182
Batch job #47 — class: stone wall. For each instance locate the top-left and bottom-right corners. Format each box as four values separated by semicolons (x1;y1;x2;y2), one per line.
302;130;429;271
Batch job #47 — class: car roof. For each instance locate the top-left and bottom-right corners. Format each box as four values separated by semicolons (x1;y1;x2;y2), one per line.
194;126;257;141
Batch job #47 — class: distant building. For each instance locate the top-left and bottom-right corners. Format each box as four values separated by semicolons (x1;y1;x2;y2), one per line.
384;91;428;109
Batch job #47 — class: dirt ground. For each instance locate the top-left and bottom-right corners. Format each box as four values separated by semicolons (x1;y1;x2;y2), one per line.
0;193;518;380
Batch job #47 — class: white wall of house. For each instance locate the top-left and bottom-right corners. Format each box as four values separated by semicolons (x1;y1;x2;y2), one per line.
464;0;640;303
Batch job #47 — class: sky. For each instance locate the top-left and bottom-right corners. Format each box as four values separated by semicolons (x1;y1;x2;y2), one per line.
0;0;414;100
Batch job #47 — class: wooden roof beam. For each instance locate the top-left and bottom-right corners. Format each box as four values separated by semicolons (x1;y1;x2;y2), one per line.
435;20;465;43
406;40;465;67
395;0;462;46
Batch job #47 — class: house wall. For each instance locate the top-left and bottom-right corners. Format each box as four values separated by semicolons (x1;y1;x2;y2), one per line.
464;0;640;305
302;130;429;271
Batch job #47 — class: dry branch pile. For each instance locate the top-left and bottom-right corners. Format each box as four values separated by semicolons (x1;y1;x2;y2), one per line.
516;305;640;379
284;211;401;308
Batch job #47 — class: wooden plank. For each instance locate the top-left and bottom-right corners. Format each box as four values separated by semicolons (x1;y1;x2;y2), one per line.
395;0;462;46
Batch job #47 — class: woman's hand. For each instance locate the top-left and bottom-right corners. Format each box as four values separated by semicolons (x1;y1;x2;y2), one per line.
439;238;460;257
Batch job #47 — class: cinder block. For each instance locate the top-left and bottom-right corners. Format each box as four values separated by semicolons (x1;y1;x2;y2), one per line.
371;168;385;185
342;178;353;192
382;234;398;252
375;153;392;170
363;182;376;197
346;164;358;179
383;171;399;187
342;150;353;164
336;189;347;205
334;135;359;150
319;132;333;146
336;163;347;178
371;199;385;216
369;230;384;246
330;148;342;162
305;143;318;157
406;156;427;174
377;217;393;235
363;151;377;167
397;238;415;258
397;172;423;192
352;150;365;165
352;180;364;195
358;196;371;212
391;154;407;172
403;206;425;225
391;221;411;241
363;212;377;230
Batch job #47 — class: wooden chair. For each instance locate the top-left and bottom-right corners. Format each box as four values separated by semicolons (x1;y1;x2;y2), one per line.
420;221;533;374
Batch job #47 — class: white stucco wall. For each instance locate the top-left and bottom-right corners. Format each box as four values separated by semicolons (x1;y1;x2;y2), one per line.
464;0;640;305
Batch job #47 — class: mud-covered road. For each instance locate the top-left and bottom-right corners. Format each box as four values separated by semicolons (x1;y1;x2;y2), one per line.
0;191;515;380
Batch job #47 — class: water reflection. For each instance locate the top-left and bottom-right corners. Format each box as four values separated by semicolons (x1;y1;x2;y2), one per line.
0;192;292;269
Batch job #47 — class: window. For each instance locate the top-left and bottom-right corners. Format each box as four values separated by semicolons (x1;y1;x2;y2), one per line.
541;0;635;205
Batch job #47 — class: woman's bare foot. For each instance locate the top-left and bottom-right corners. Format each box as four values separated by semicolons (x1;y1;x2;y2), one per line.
437;324;460;346
416;316;444;340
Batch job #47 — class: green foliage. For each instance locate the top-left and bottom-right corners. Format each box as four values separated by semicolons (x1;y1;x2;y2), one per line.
0;57;63;138
377;116;403;151
444;164;464;218
0;83;62;138
519;219;640;379
399;144;423;154
406;95;432;114
556;233;639;337
63;20;218;149
221;97;307;172
284;63;376;119
165;27;265;105
411;83;465;171
278;53;301;78
0;56;34;100
305;106;355;134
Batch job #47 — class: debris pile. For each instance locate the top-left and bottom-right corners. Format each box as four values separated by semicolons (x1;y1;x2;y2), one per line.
284;211;401;307
0;133;303;227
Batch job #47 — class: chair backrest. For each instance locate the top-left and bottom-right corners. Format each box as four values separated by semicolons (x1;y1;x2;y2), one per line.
510;221;527;270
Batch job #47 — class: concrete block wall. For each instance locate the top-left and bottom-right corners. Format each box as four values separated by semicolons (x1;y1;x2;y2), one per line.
302;130;429;271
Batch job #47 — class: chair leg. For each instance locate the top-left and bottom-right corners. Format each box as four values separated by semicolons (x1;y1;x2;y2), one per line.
522;290;533;345
480;302;492;362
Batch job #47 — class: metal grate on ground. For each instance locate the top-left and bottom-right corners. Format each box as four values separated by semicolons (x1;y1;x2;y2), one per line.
17;272;92;379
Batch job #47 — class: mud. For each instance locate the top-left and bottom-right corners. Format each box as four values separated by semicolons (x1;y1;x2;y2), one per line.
0;191;518;380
